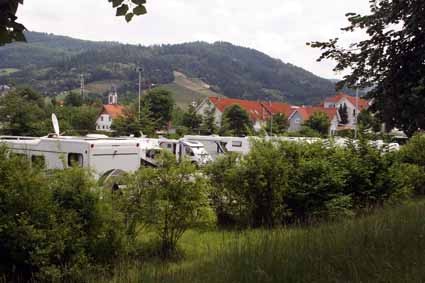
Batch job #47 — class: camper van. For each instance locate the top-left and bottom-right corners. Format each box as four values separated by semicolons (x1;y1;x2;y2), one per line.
0;135;141;179
184;135;252;156
137;138;162;167
158;138;212;166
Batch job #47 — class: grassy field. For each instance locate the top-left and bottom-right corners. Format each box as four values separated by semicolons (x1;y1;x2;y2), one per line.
161;71;224;109
0;68;20;76
90;201;425;283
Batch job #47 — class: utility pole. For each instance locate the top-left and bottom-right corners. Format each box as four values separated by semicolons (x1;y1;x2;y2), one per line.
137;67;143;117
354;87;359;139
80;74;85;101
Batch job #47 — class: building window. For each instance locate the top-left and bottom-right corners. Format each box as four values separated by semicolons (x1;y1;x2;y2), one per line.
232;141;243;147
353;109;356;117
295;118;301;124
68;153;83;167
101;116;104;121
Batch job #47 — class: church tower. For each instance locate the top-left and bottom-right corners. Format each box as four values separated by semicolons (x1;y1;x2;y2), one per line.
108;86;118;105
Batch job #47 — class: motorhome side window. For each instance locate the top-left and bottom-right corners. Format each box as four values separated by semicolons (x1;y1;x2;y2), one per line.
232;141;243;147
31;155;46;168
68;153;83;167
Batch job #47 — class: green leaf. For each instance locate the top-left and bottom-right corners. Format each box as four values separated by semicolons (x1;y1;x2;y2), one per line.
133;5;147;16
125;13;134;22
131;0;146;5
116;4;129;16
112;0;124;8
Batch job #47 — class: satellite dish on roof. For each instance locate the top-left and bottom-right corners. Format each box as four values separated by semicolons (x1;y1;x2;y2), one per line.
52;113;60;136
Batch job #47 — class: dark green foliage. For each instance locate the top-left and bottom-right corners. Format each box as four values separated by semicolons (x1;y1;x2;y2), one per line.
111;108;143;137
265;113;289;135
200;106;218;135
0;88;50;136
119;152;215;258
338;104;348;125
220;105;253;137
309;0;425;136
357;109;382;132
303;112;331;136
0;32;336;105
0;147;126;281
207;138;422;228
142;88;175;129
64;91;83;107
182;104;203;134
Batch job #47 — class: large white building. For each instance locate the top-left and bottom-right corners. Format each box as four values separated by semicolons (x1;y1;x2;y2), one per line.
96;89;125;132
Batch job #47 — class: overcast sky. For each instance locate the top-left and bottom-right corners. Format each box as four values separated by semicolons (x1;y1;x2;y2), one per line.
17;0;370;79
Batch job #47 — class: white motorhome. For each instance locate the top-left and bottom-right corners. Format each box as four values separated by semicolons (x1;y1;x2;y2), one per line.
0;135;141;179
184;135;252;156
136;138;162;167
158;138;212;165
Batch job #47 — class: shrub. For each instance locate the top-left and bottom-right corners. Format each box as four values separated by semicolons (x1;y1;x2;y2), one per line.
0;147;126;281
120;151;215;258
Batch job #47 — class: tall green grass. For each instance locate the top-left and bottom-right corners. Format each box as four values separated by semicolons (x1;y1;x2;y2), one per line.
94;202;425;283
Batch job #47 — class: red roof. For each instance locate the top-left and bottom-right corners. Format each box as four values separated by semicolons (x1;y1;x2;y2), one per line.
101;104;125;118
325;92;369;111
208;97;267;121
261;102;294;118
294;107;338;121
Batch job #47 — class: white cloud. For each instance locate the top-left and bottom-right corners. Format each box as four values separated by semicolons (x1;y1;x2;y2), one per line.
17;0;371;79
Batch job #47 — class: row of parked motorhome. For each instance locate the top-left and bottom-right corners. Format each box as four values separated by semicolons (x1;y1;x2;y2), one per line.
0;115;400;186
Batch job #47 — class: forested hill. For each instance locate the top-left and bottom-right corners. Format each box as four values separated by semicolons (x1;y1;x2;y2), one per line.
0;31;336;105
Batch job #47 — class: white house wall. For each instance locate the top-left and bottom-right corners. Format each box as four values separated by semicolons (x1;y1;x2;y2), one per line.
96;114;113;131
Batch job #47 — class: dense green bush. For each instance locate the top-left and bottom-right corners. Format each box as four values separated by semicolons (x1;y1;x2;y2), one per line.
118;152;215;258
0;147;126;281
207;138;422;227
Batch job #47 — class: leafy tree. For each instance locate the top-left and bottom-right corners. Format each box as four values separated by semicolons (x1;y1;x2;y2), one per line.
0;0;148;45
111;108;142;137
338;104;349;125
201;106;218;135
309;0;425;136
303;112;331;136
265;113;289;135
121;152;215;258
357;109;382;132
182;104;203;133
138;101;156;136
142;88;175;129
220;104;253;136
0;88;50;136
0;147;126;281
64;92;83;107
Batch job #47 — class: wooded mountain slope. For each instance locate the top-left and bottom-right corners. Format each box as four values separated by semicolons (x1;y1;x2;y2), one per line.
0;31;337;105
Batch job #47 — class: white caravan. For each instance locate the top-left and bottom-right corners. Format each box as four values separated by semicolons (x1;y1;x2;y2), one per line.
0;135;141;179
137;138;162;167
184;135;254;156
158;138;212;165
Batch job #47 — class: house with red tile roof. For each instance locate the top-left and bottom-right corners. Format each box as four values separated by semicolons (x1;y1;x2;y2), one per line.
323;92;370;128
96;89;126;132
197;97;302;132
196;97;272;131
288;106;340;135
260;101;296;118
